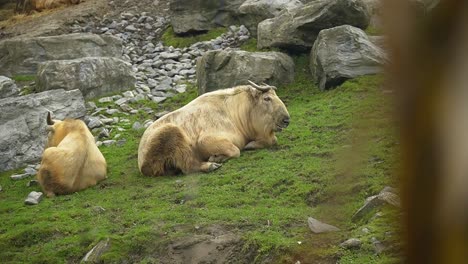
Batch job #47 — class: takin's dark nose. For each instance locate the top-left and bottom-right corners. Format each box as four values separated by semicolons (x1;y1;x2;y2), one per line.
282;117;290;128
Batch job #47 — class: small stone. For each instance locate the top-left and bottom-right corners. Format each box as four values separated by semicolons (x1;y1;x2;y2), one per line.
98;128;110;138
81;238;110;263
307;217;340;233
125;25;137;32
340;238;362;249
371;237;385;254
130;109;138;114
100;118;114;124
174;84;186;93
361;227;370;234
151;97;166;103
134;94;146;101
87;102;97;110
24;167;37;176
120;104;133;112
25;191;43;205
27;180;39;187
132;122;143;130
96;141;103;147
115;98;128;106
106;109;119;115
116;139;127;146
155;111;169;119
98;97;113;103
144;120;153;128
114;134;121;139
102;140;116;146
88;117;103;129
92;206;106;214
11;173;31;180
122;91;134;98
112;95;123;101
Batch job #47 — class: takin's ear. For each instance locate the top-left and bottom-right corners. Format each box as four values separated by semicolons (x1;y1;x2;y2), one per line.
46;112;55;126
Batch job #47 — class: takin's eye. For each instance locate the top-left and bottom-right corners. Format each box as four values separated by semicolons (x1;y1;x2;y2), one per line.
263;96;272;102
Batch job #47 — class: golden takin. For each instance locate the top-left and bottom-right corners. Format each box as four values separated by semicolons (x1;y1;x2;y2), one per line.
138;81;290;176
37;112;107;197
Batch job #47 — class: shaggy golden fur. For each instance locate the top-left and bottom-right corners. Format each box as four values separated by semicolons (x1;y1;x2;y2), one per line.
138;84;290;176
36;113;107;197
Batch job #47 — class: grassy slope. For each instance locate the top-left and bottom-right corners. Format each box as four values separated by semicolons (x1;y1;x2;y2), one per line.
0;56;399;262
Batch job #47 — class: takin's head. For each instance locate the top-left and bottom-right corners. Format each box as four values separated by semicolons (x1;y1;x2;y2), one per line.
247;81;290;134
44;112;85;148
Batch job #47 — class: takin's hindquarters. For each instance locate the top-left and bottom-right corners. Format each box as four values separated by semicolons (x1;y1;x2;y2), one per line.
138;123;222;177
37;120;107;197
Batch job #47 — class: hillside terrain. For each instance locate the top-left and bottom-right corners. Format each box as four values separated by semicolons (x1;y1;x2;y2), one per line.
0;0;401;263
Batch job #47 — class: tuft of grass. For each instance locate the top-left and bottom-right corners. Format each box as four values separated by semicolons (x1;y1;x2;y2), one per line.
239;38;280;53
161;26;228;48
0;55;399;263
11;75;35;82
365;26;384;36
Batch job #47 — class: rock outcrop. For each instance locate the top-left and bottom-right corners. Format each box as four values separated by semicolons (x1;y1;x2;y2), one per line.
0;89;86;172
36;57;135;99
0;76;19;98
238;0;303;36
257;0;369;50
196;50;294;94
170;0;245;34
310;25;386;90
0;33;122;76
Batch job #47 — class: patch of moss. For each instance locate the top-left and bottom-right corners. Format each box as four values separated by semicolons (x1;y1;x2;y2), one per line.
161;26;228;48
12;75;35;82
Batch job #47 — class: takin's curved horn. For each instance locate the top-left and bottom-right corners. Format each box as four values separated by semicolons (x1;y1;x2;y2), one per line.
261;82;277;90
247;80;272;92
46;111;55;125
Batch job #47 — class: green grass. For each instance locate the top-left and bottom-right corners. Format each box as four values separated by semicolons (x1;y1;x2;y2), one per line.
11;75;36;82
0;56;400;263
161;26;228;48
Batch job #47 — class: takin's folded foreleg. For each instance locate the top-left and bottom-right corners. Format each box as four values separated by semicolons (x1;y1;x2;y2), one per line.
196;135;241;163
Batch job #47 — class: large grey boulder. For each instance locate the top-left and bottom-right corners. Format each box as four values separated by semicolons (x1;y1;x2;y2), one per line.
0;89;86;172
310;25;387;90
0;76;19;98
0;33;122;76
238;0;303;36
170;0;244;34
36;57;135;99
196;50;294;94
257;0;370;51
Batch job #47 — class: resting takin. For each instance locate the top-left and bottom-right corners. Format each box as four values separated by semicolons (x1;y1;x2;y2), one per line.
138;81;290;176
37;113;107;197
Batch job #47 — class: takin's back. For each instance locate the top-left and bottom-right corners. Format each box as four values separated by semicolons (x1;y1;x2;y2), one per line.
37;116;107;197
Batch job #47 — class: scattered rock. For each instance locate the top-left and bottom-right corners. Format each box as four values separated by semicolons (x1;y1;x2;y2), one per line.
132;121;143;130
352;187;401;222
170;0;244;34
197;50;294;94
81;238;110;263
24;167;37;176
36;57;136;99
155;111;169;119
257;0;370;50
0;76;20;98
371;237;385;254
102;140;116;146
340;238;362;249
307;217;340;233
91;206;106;214
0;33;123;76
151;96;166;103
11;173;32;180
98;97;113;103
0;89;86;172
310;25;387;90
87;117;103;129
24;191;43;205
